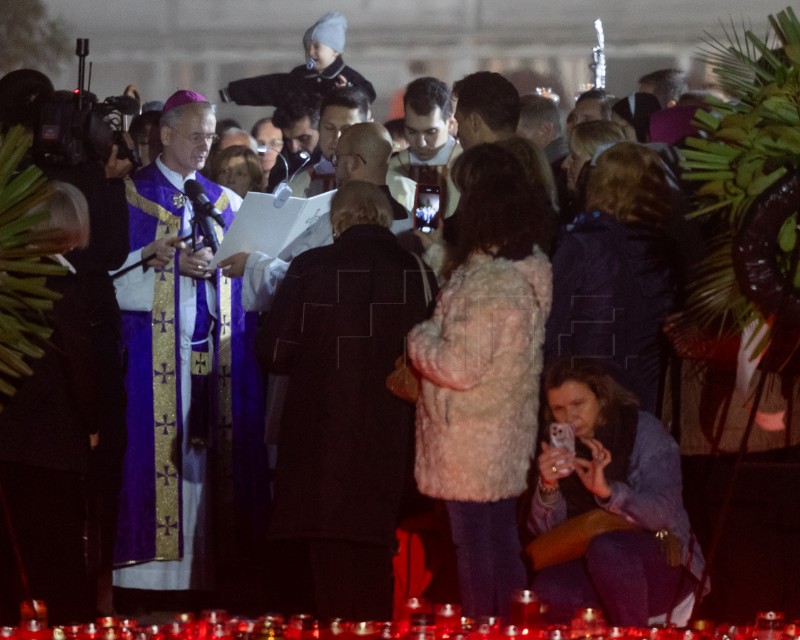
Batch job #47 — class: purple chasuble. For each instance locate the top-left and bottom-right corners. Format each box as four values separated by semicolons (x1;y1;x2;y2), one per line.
114;164;268;567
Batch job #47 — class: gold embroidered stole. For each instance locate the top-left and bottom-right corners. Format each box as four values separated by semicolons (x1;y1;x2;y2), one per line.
125;179;233;560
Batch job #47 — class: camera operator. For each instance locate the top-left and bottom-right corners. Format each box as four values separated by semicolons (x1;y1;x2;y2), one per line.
0;69;133;622
46;128;133;618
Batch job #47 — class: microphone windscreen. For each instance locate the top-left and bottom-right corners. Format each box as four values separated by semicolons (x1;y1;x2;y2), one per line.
183;179;205;200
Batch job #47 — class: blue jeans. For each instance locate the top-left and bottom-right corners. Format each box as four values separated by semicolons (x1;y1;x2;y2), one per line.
532;529;694;626
446;498;527;619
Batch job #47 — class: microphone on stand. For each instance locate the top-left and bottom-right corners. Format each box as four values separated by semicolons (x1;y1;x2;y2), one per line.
194;210;220;254
184;179;226;227
184;179;223;253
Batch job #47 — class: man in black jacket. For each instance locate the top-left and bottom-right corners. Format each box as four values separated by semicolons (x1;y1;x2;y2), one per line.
255;182;435;620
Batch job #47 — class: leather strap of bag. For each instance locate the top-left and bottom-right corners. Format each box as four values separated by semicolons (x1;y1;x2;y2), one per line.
525;508;641;570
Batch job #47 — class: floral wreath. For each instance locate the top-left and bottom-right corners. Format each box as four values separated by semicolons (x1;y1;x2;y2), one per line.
678;6;800;367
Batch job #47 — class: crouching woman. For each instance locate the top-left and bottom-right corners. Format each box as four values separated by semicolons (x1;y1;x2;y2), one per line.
527;358;707;626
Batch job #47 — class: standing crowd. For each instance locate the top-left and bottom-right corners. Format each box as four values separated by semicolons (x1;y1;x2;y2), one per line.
11;6;795;629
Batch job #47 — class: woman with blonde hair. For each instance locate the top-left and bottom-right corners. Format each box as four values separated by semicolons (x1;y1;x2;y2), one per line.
584;141;672;231
0;179;104;623
545;141;675;413
560;120;627;223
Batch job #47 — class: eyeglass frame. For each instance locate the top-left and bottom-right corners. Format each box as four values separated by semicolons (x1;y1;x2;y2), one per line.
168;126;219;146
257;138;285;155
331;151;366;167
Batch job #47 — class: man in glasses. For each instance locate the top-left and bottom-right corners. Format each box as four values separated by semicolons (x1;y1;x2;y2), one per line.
251;117;284;189
334;122;416;241
111;90;267;601
288;86;371;198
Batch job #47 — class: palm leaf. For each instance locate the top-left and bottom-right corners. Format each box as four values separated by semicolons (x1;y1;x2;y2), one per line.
0;125;67;409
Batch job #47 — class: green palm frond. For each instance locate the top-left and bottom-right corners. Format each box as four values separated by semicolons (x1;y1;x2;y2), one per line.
678;7;800;361
0;125;68;411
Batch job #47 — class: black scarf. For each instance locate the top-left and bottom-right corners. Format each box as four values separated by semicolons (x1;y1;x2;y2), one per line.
559;405;639;518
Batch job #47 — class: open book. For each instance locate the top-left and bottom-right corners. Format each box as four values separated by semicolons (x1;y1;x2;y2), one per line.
210;190;335;268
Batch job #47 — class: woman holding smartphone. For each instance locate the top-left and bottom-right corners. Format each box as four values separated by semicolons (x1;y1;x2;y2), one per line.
528;358;706;627
408;143;553;618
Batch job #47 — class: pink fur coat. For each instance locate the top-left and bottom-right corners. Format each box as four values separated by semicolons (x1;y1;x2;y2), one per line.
408;249;552;502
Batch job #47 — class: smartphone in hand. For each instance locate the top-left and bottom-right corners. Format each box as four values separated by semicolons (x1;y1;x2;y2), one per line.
414;184;441;234
549;422;576;452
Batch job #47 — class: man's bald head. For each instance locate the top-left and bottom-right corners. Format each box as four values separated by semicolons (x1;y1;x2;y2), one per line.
335;122;393;184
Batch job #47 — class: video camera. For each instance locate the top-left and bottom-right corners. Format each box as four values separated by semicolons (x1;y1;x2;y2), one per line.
33;38;141;167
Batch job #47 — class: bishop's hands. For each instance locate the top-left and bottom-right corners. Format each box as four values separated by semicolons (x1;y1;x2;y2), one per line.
143;236;184;269
178;241;214;279
142;235;214;279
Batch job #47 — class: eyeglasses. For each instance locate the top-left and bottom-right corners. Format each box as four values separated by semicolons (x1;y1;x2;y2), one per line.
169;126;219;146
331;151;366;167
257;138;284;155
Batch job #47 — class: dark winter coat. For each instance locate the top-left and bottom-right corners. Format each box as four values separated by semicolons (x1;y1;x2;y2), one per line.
256;224;435;545
225;57;376;106
544;212;675;413
0;272;93;473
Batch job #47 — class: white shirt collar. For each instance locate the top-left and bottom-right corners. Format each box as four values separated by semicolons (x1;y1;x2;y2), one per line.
410;136;457;166
156;155;197;192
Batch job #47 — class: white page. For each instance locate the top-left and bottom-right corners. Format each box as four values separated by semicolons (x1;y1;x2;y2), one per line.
210;190;335;268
